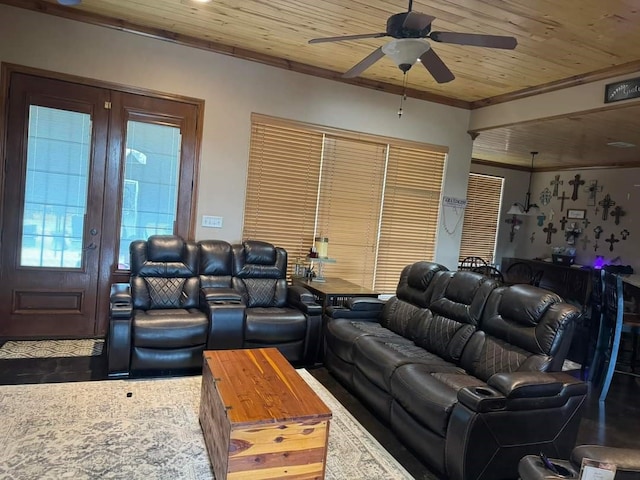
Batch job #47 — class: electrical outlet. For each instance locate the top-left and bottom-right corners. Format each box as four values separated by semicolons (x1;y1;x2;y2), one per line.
202;215;223;228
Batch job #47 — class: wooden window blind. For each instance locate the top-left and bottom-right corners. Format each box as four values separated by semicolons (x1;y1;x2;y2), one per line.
459;173;504;263
243;121;323;271
374;146;446;293
316;136;386;288
244;114;448;292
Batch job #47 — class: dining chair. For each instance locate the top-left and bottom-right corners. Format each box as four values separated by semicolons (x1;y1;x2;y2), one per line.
504;261;534;284
589;272;640;402
471;265;504;283
458;256;488;271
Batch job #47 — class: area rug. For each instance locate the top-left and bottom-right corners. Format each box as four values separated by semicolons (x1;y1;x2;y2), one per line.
0;339;104;359
0;370;423;479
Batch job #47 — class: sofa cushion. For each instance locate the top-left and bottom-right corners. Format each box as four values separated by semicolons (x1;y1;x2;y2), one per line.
353;330;457;393
132;308;208;348
244;307;307;343
325;318;411;364
391;363;483;437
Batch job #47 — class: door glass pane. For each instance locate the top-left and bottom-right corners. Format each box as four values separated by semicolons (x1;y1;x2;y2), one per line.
21;106;91;268
118;121;181;268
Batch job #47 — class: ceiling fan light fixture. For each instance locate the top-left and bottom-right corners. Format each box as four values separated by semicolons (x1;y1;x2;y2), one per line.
57;0;82;5
382;39;430;72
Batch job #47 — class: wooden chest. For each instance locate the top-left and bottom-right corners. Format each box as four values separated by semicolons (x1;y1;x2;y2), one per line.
199;348;332;479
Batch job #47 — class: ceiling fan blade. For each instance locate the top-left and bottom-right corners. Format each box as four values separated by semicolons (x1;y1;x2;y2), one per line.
342;47;385;78
401;12;435;32
419;49;455;83
429;31;517;49
309;33;387;44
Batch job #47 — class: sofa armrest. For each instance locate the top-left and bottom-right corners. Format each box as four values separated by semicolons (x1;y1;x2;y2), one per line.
287;284;322;316
109;283;132;319
108;284;133;378
200;289;245;350
571;446;640;474
447;372;588;480
200;286;243;303
325;297;385;320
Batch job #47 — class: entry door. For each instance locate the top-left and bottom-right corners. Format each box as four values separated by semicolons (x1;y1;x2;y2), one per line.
0;72;200;338
0;73;109;337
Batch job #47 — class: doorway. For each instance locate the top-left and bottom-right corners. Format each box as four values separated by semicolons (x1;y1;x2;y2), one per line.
0;68;201;338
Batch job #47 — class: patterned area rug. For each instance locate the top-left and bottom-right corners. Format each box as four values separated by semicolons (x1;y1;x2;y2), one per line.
0;339;104;359
0;370;425;479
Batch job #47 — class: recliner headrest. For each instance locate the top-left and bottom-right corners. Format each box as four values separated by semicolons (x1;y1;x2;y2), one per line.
498;284;562;327
244;240;276;265
396;261;449;308
146;235;185;262
199;240;233;275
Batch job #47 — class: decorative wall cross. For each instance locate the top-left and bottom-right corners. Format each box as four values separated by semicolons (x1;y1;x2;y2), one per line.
539;188;552;205
593;225;603;239
558;191;569;212
605;233;619;252
559;216;568;230
543;222;557;245
565;223;582;245
580;235;591;251
621;229;630;240
584;180;603;206
550;175;563;197
530;232;536;243
598;194;615;221
582;217;590;229
610;205;625;225
569;174;585;201
594;241;600;252
536;213;546;227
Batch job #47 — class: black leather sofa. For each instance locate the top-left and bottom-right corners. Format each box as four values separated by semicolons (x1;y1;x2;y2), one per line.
324;261;588;480
108;236;321;377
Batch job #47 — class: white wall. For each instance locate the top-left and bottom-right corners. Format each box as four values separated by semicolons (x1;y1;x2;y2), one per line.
0;4;473;270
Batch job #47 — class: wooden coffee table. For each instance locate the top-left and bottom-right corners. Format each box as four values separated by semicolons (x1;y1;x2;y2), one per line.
199;348;332;479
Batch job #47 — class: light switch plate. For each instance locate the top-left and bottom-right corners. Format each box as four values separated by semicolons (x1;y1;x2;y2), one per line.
202;215;223;228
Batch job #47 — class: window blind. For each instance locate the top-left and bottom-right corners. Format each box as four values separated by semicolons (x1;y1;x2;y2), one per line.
316;136;386;288
243;121;323;271
374;146;446;292
459;173;504;263
244;114;448;293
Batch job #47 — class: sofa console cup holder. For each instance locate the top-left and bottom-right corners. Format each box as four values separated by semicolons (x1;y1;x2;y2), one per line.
474;386;498;397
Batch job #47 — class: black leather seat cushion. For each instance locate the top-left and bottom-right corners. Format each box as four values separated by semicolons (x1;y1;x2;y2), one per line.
245;308;307;343
391;363;485;437
353;334;455;393
326;318;411;364
132;308;208;348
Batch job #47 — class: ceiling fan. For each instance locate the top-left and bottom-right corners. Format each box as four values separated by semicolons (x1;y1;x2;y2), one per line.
308;0;517;84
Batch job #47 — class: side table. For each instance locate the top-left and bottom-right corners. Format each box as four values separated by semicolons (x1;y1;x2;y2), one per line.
291;277;380;313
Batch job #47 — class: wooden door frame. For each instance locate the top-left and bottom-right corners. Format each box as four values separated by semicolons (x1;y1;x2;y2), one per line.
0;62;204;337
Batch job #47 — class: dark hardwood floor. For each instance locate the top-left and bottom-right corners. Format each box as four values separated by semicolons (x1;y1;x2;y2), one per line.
0;351;639;479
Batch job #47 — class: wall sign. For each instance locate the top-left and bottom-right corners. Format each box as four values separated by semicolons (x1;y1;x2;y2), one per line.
605;77;640;103
442;196;467;209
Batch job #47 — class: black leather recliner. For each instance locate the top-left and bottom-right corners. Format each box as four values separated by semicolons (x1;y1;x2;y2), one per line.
108;235;210;377
323;262;586;480
108;236;323;377
230;240;322;365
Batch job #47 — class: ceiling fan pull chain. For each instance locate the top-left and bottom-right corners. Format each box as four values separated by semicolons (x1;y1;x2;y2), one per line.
398;73;409;118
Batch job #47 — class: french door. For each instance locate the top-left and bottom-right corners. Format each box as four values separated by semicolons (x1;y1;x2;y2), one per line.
0;70;200;338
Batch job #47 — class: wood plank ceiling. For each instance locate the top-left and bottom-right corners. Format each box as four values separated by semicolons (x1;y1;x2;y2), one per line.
5;0;640;169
